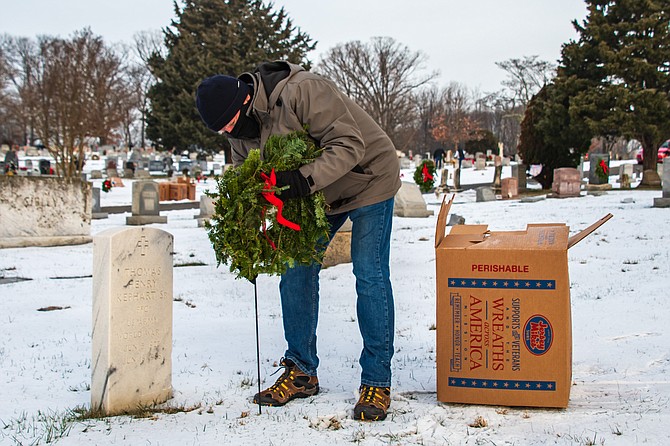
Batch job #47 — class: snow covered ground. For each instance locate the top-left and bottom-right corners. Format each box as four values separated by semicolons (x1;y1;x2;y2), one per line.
1;163;668;445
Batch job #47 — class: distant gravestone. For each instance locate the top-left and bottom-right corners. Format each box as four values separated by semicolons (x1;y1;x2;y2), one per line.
511;164;527;191
91;226;173;415
447;214;465;226
135;169;151;179
551;168;581;198
126;181;167;225
588;153;610;185
453;168;461;191
92;187;108;220
394;182;433;217
107;168;119;178
476;186;496;202
619;164;634;189
194;195;215;227
653;161;670;207
323;218;352;268
435;168;449;197
501;177;519;199
90;170;103;179
492;156;503;189
0;176;91;248
475;154;486;171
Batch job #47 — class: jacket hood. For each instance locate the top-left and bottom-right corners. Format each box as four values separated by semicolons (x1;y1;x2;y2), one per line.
240;61;305;112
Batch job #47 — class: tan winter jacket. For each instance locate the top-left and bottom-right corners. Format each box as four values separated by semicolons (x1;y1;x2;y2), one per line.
229;61;401;215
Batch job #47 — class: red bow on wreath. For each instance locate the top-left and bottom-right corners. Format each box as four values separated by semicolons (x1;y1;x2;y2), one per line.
599;159;609;175
259;169;301;250
422;163;434;183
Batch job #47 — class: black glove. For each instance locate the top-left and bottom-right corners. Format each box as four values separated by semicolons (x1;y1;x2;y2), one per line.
274;170;311;199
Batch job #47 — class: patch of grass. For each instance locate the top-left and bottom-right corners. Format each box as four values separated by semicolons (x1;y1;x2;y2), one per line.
0;407;80;445
76;402;203;420
468;415;488;428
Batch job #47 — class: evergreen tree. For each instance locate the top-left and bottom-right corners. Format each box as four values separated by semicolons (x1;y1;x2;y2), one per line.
146;0;314;158
518;79;592;189
561;0;670;185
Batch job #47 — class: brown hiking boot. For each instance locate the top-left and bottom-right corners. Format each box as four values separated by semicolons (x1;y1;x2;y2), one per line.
354;385;391;421
253;358;319;406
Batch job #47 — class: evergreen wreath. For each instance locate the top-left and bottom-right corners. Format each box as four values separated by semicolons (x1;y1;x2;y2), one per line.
595;157;609;183
206;131;330;282
102;179;113;193
413;159;436;193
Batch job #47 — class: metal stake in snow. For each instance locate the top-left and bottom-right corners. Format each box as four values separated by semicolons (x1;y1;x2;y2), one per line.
252;278;262;415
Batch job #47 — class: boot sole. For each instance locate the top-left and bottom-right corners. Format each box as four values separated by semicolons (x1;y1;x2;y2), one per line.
253;387;319;407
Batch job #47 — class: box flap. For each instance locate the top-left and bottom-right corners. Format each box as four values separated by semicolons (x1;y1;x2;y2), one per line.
567;213;613;249
434;195;454;248
448;224;490;235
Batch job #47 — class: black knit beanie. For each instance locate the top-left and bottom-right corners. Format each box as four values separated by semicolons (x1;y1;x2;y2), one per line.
196;75;250;132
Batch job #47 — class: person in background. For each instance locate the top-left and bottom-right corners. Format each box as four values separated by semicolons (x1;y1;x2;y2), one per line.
457;146;465;170
4;145;19;175
432;147;445;169
196;60;401;421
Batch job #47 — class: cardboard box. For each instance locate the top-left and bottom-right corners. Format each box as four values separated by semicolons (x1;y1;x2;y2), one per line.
169;183;188;201
435;196;611;408
159;182;170;202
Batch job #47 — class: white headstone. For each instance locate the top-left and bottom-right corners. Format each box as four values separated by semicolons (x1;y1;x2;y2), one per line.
91;226;173;415
195;195;215;227
92;187;108;220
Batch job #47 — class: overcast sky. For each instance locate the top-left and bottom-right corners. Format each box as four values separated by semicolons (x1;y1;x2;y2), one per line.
1;0;588;93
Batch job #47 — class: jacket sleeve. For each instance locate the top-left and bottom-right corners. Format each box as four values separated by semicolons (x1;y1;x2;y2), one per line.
289;77;366;192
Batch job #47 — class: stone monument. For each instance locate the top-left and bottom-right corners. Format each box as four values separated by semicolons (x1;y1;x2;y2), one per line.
126;181;167;225
394;182;434;217
476;186;496;202
0;176;91;248
92;226;173;415
323;218;352;268
653;161;670;208
194;194;215;227
588;153;611;186
92;187;108;220
511;164;527;191
550;167;582;198
501;177;519;199
492;156;503;190
619;163;634;189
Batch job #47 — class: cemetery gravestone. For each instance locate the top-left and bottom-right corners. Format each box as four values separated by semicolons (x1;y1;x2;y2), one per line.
476;186;496;202
394;182;433;217
653;161;670;208
435;168;449;196
588;153;611;185
453;167;461;191
323;218;352;267
475;154;486;171
492;156;502;189
92;187;108;220
511;164;527;191
92;226;173;415
501;177;519;199
0;176;91;248
126;181;168;225
619;163;634;189
551;168;581;198
194;195;215;227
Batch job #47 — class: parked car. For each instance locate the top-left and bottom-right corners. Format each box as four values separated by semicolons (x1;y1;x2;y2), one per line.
636;139;670;163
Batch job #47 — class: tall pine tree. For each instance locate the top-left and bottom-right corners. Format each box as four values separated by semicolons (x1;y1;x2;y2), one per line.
146;0;314;159
561;0;670;185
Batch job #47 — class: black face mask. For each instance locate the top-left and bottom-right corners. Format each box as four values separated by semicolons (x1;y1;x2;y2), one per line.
226;101;260;140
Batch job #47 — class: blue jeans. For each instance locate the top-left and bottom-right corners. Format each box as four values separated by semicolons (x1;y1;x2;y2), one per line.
279;197;395;387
